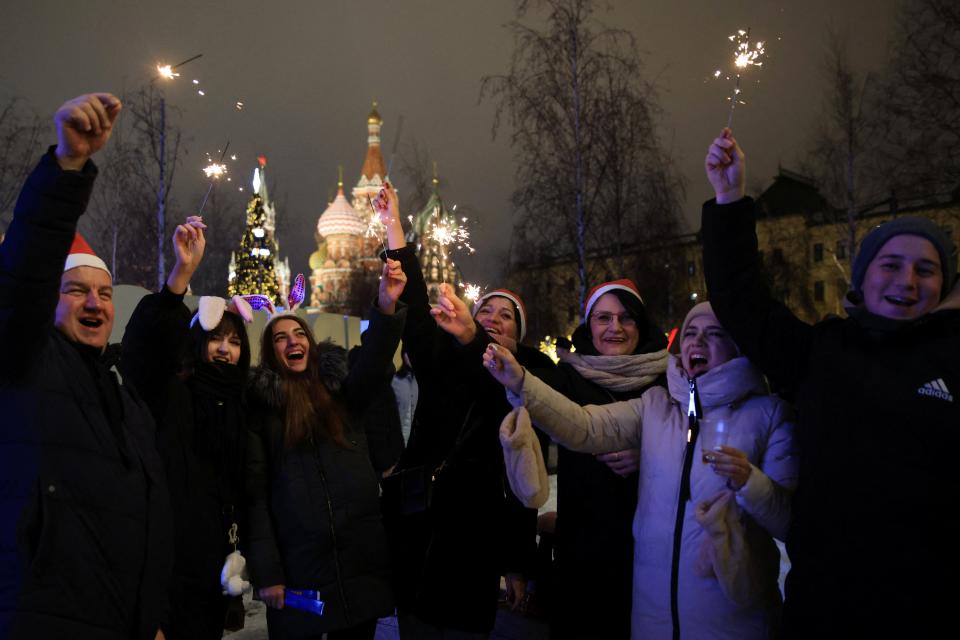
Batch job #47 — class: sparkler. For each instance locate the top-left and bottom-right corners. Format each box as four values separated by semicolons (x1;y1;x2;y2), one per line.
461;282;483;302
716;28;766;128
428;211;475;255
366;195;388;256
198;141;231;214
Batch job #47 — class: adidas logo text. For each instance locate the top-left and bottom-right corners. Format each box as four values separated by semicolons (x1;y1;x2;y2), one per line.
917;378;954;403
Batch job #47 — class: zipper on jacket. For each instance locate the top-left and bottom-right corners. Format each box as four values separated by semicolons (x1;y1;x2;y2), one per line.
670;377;702;640
314;452;352;624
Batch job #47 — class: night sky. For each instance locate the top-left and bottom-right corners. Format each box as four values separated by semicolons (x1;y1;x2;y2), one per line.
0;0;898;288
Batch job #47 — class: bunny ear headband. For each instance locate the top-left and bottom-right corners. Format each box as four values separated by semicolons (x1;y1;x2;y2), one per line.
190;295;256;331
192;274;307;331
259;273;307;322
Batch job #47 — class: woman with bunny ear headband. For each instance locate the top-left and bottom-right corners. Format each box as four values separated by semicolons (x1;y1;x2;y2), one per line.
120;216;261;638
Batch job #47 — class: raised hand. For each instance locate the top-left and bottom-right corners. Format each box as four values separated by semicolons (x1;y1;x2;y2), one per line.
430;282;477;344
704;128;745;204
54;93;123;170
378;258;407;315
482;343;524;394
166;216;207;294
371;180;405;249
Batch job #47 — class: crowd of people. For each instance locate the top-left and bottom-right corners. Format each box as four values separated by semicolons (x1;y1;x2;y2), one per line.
0;92;956;640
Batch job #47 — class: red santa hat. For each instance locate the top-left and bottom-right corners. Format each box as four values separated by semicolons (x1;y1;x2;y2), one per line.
473;288;527;341
63;233;110;277
583;279;643;323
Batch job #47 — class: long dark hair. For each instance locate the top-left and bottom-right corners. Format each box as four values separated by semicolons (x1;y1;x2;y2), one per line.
260;314;348;448
189;312;252;373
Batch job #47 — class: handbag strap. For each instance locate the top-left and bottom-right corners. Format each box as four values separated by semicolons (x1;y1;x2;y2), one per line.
435;400;477;474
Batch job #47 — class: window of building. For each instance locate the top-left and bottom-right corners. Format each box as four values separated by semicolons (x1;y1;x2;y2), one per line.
836;240;846;260
813;243;824;262
814;280;825;302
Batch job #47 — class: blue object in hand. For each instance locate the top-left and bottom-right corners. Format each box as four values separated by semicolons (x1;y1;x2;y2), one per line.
285;589;325;616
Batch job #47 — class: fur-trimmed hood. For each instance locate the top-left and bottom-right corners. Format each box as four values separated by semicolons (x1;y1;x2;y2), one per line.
247;341;349;411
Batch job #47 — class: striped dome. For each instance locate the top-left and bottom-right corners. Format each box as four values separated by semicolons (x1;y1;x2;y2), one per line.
317;188;365;238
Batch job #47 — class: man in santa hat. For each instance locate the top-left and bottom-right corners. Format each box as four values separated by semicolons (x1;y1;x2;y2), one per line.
0;94;172;640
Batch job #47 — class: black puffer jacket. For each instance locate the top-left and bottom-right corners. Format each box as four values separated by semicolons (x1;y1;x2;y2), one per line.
383;245;553;633
120;288;248;640
702;196;960;638
0;151;173;639
245;305;405;635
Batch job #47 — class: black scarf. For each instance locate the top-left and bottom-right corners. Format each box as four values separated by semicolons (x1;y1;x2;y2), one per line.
188;362;247;508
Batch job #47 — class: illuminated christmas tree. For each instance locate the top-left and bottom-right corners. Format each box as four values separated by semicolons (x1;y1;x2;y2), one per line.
227;156;284;305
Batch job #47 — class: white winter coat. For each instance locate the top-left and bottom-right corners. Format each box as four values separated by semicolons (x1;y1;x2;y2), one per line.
511;355;797;640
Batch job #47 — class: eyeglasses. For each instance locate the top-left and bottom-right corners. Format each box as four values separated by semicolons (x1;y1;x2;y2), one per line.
590;312;636;327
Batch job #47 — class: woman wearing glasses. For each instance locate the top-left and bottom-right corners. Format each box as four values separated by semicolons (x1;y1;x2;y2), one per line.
532;280;669;639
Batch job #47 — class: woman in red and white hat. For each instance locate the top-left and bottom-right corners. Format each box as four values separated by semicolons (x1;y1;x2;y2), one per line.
528;278;669;639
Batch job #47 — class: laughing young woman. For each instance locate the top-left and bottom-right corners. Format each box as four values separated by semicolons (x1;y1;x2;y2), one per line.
245;259;407;640
481;302;798;640
121;217;253;639
702;129;960;638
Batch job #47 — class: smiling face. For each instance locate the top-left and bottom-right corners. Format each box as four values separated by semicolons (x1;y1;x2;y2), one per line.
271;318;311;373
680;313;739;378
205;328;242;365
474;296;519;341
589;293;640;356
55;266;114;350
861;234;943;320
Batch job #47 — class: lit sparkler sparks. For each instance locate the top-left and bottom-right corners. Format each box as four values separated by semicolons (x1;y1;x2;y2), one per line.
157;64;179;79
715;28;766;128
428;208;475;254
461;282;483;302
198;142;231;214
203;162;227;178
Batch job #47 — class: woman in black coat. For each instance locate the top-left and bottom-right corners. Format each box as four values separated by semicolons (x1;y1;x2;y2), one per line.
121;217;251;639
373;184;553;637
531;279;668;640
245;259;407;640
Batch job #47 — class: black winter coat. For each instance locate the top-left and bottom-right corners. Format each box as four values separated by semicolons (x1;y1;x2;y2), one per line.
532;338;663;640
702;196;960;638
245;304;405;635
384;245;553;634
0;151;173;639
120;288;248;640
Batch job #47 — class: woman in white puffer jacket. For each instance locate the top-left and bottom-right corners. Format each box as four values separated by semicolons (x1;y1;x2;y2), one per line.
483;302;797;640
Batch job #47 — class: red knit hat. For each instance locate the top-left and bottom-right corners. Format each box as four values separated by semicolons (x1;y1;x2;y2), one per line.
583;279;643;323
63;233;110;277
473;288;527;341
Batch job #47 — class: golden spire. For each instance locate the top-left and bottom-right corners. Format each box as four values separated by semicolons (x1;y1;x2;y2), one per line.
337;165;343;188
432;160;439;188
368;100;382;125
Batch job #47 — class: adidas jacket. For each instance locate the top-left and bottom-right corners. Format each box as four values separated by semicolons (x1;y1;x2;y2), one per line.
702;196;960;638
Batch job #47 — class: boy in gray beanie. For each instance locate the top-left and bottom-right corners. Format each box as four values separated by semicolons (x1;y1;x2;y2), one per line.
848;216;958;308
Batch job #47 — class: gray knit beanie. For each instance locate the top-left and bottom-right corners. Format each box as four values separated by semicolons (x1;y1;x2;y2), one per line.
850;216;957;301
